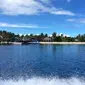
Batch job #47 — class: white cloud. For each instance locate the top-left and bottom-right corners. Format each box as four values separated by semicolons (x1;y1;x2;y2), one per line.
79;19;85;23
0;0;46;15
67;19;75;22
50;9;75;16
67;18;85;24
0;22;45;28
0;0;75;16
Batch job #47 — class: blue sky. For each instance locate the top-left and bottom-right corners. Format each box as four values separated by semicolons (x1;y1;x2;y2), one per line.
0;0;85;36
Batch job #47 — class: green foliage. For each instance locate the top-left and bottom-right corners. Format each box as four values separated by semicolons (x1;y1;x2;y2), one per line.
52;32;56;38
44;33;48;37
0;30;15;42
30;34;33;37
52;32;57;41
0;30;85;42
55;36;62;42
62;37;75;42
76;34;85;42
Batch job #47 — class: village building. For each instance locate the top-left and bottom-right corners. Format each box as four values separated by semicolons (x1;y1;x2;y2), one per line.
43;37;52;42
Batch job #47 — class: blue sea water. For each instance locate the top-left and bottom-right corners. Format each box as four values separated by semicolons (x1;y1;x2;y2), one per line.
0;44;85;85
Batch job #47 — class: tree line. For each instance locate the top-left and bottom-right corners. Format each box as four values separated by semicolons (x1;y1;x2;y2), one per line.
0;30;85;42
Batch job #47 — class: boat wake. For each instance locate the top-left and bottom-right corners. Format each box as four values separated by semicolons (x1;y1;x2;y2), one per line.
0;77;85;85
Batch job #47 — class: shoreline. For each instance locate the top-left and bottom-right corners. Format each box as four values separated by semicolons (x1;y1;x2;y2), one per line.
40;42;85;44
1;42;85;45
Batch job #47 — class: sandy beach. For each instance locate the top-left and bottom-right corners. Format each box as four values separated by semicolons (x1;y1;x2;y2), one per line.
40;42;85;44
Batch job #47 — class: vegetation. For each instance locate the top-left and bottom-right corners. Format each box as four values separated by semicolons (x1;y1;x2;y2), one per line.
0;30;85;43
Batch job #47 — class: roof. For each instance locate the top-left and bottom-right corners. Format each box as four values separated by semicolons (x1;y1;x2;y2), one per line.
43;37;52;41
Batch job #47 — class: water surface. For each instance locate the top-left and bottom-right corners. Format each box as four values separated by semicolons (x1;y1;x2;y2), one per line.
0;44;85;85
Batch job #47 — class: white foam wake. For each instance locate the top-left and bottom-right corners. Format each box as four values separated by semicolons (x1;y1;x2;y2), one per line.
0;77;85;85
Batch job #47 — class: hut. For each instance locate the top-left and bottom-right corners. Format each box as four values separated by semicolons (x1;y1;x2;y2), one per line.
43;37;52;42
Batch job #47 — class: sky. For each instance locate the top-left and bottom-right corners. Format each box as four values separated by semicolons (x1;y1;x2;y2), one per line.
0;0;85;36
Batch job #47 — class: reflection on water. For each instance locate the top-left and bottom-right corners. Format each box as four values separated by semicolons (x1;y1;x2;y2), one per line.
0;44;85;79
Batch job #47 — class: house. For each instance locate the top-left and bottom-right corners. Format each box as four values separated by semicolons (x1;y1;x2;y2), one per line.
43;37;52;42
0;35;3;39
22;37;30;41
30;38;38;42
75;39;79;42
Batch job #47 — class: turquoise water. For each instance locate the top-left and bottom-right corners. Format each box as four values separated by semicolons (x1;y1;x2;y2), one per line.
0;44;85;85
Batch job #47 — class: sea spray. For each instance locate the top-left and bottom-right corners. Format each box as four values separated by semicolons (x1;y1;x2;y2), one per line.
0;77;85;85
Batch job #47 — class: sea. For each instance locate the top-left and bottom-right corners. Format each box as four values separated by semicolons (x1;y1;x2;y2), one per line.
0;44;85;85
